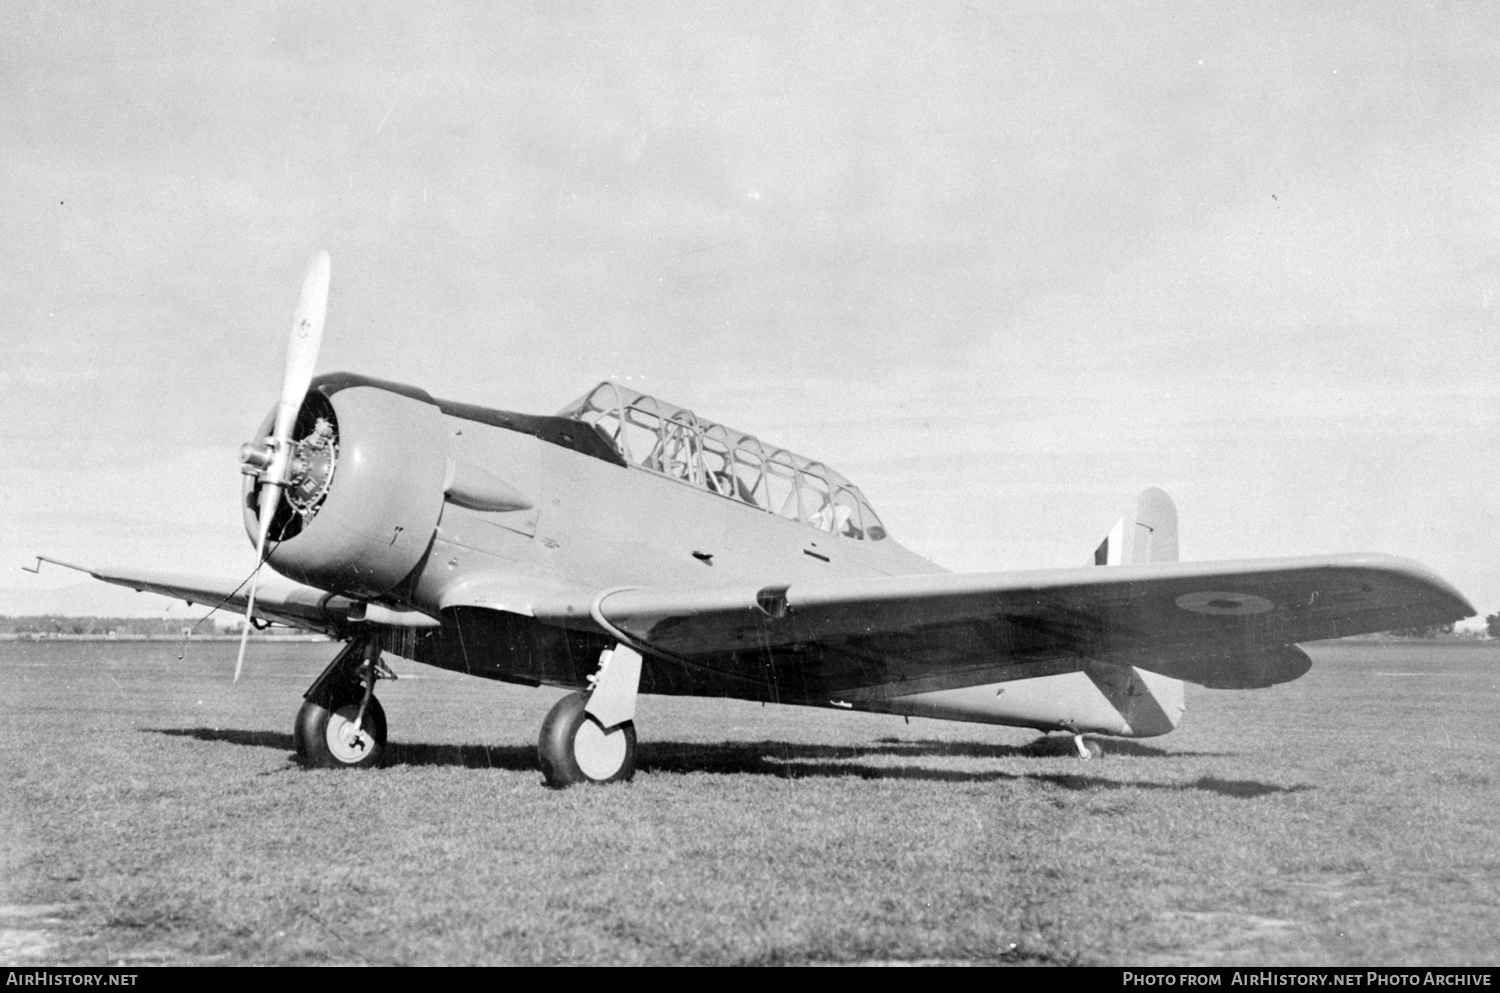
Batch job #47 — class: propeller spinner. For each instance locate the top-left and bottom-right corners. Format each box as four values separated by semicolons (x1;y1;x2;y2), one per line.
234;250;331;681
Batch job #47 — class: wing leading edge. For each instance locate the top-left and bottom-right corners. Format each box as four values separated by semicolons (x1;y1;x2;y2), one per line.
29;558;434;636
539;554;1472;695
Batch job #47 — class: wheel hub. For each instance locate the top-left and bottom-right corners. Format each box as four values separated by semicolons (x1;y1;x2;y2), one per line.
326;706;374;764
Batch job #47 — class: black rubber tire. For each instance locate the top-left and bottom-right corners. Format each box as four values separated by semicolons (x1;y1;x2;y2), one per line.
537;691;637;787
294;694;387;769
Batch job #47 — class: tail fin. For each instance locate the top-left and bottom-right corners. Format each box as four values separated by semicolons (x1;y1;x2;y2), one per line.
1087;487;1186;736
1091;486;1179;566
1132;486;1178;564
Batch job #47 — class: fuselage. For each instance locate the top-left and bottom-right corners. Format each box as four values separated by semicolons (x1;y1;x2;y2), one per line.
251;374;1183;737
424;399;947;601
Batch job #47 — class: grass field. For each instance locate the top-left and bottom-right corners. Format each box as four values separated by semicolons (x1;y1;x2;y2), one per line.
2;639;1497;966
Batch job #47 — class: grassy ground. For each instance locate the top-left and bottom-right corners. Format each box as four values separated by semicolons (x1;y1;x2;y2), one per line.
2;639;1497;966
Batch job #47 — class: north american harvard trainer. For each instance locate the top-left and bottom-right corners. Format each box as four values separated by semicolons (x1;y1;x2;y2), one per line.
36;252;1474;785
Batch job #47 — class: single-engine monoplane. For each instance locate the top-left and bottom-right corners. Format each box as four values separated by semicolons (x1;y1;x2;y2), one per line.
36;252;1474;784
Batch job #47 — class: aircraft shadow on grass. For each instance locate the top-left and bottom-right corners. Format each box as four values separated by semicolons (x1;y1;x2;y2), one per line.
154;726;295;750
147;727;1293;798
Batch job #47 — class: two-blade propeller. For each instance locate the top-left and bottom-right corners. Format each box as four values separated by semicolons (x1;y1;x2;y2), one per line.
234;250;331;681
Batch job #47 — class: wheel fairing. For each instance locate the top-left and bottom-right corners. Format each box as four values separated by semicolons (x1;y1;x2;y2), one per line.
573;716;629;779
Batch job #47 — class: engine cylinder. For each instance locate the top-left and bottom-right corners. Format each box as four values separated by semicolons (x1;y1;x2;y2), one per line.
243;383;449;599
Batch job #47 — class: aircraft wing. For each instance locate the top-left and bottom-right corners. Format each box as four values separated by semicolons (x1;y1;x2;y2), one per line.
541;554;1472;694
29;558;362;636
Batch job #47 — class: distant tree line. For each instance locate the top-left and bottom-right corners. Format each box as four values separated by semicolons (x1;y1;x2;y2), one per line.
1383;612;1500;639
0;616;307;636
1386;622;1456;638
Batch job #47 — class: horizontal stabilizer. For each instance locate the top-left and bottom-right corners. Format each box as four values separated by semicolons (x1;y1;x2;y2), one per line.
1139;643;1311;690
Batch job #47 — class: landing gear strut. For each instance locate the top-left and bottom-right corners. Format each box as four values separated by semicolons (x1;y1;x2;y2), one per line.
295;634;392;769
536;645;642;787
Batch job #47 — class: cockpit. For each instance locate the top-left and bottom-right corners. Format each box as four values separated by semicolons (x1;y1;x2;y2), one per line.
558;382;887;541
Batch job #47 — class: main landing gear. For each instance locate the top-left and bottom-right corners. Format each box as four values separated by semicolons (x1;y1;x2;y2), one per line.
295;634;392;769
292;636;646;785
537;644;643;787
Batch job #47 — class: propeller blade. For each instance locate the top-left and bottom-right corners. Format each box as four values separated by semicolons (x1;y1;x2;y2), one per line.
272;249;330;443
237;249;329;682
234;485;275;682
233;566;259;682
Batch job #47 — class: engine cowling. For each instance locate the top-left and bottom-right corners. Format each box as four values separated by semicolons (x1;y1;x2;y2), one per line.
242;377;449;600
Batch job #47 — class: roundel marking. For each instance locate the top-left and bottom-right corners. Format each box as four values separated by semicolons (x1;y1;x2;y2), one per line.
1175;591;1276;616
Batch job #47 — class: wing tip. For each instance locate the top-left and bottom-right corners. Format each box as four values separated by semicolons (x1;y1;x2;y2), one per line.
1333;553;1475;620
26;556;95;578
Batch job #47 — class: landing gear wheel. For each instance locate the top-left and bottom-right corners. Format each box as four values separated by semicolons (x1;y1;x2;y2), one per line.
295;695;387;769
537;691;637;787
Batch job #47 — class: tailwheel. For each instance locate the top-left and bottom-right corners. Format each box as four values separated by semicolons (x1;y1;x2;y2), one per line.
1073;734;1102;760
295;695;387;768
537;691;637;787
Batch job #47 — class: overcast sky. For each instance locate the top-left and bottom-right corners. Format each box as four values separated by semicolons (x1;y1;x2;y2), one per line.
3;2;1497;619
